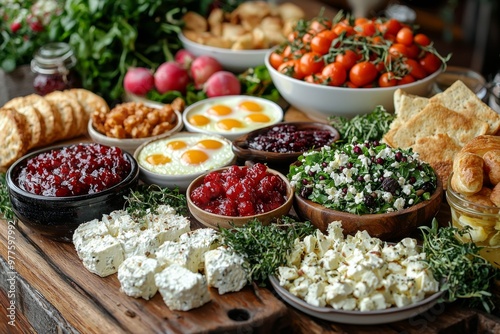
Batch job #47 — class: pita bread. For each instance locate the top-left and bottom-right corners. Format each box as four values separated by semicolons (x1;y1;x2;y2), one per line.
0;108;31;170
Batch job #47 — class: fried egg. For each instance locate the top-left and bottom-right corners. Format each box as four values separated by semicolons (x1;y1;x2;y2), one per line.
186;96;281;134
138;134;234;176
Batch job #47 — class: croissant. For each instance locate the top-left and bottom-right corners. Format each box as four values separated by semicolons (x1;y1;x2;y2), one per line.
451;151;484;195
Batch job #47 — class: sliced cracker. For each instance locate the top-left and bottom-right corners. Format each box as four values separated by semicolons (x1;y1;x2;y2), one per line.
0;108;31;170
4;104;45;149
67;88;110;134
45;90;87;139
44;95;75;140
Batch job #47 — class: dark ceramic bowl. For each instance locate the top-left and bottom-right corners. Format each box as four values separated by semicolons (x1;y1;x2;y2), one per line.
6;144;139;242
231;122;340;173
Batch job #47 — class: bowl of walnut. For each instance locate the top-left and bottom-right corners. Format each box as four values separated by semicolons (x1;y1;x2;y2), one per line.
88;98;184;154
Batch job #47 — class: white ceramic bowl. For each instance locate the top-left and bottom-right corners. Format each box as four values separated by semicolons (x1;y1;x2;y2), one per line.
182;95;283;142
264;49;441;121
134;132;236;192
179;32;270;73
87;106;183;154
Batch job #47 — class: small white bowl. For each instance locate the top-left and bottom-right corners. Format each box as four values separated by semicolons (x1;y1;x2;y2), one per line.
179;32;270;73
87;107;183;154
182;95;283;142
264;48;441;121
134;132;236;192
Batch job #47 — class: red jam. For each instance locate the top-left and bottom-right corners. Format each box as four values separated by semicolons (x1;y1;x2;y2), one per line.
247;124;336;153
17;143;131;197
190;163;287;216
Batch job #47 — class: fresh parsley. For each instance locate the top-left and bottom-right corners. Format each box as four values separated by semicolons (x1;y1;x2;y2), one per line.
220;216;316;284
124;184;187;219
421;220;500;313
0;173;14;220
329;105;395;143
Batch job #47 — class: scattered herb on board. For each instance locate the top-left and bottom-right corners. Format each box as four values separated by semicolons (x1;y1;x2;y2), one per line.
220;216;316;284
0;173;14;220
124;184;187;219
420;219;500;313
329;105;395;143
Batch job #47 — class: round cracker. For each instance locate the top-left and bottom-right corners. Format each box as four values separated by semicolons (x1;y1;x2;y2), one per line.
67;88;109;132
45;97;75;140
5;104;45;149
0;108;31;169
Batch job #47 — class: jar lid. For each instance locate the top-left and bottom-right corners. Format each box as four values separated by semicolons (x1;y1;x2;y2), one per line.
31;42;77;75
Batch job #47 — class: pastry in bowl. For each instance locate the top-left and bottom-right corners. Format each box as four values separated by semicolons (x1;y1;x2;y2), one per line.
289;141;443;240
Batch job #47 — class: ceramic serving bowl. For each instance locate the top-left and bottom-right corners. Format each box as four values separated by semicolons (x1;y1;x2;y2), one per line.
293;177;443;241
232;121;340;173
6;144;139;242
134;132;236;192
182;95;283;142
186;165;293;229
87;101;183;154
264;48;441;121
179;32;269;72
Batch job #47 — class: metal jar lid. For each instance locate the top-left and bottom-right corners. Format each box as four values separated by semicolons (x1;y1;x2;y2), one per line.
31;42;77;75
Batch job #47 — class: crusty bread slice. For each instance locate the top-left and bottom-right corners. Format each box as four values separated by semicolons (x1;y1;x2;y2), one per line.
67;88;109;134
4;104;45;149
430;80;500;134
0;108;31;171
384;102;489;149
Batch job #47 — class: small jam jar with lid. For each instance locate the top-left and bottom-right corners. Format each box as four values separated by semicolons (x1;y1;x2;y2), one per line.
31;42;79;95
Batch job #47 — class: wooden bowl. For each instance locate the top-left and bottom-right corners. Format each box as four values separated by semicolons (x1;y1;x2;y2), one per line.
294;178;444;241
232;122;340;173
186;166;294;229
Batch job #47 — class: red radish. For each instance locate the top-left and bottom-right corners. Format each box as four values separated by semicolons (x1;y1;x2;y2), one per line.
190;55;223;87
175;49;195;69
123;67;155;96
204;71;241;97
154;61;190;94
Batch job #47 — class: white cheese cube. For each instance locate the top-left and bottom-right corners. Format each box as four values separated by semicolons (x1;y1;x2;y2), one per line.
319;249;341;270
116;213;147;235
101;209;129;236
353;281;370;299
303;235;317;254
302;252;319;266
73;218;109;255
287;239;304;267
358;293;387;311
360;270;380;290
204;247;248;294
149;214;191;244
345;248;364;265
405;260;427;279
117;255;160;300
393;293;411;307
278;267;299;285
382;244;402;262
326;221;345;244
327;295;357;311
305;281;327;307
314;230;332;257
414;270;439;294
155;240;198;272
119;229;161;259
154;264;211;311
180;228;220;271
80;234;124;277
288;276;309;298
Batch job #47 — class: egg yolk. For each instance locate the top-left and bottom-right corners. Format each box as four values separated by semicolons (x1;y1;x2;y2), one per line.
146;154;171;165
240;101;263;112
167;140;187;150
181;150;209;164
197;139;223;149
189;115;210;126
208;104;232;116
245;114;271;123
217;118;243;130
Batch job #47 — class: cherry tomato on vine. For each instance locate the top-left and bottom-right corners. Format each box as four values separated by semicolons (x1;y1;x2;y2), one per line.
322;62;347;86
299;52;324;77
378;72;398;87
333;21;355;36
349;61;377;87
310;30;337;55
335;49;359;71
278;60;303;79
414;33;431;46
304;74;326;84
396;27;414;46
357;21;376;37
398;74;416;85
380;18;401;37
309;18;331;33
404;59;427;79
389;43;408;57
406;44;420;59
419;52;442;74
269;52;284;70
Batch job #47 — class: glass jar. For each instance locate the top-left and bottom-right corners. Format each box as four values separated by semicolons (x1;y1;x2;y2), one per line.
446;173;500;268
31;42;78;95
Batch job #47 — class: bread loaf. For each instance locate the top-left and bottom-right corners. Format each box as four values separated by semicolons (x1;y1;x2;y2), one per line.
451;151;484;195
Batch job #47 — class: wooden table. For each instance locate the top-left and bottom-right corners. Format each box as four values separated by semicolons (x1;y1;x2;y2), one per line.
2;106;500;334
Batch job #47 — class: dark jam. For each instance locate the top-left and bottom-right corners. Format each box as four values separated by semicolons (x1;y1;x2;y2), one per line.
247;124;336;153
17;143;131;197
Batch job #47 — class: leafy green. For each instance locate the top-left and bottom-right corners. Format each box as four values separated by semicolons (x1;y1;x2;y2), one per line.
146;83;207;106
329;105;395;143
0;173;14;220
420;220;500;313
238;65;280;102
220;216;316;284
124;184;187;220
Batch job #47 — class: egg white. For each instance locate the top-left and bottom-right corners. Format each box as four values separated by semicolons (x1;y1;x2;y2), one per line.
138;134;234;175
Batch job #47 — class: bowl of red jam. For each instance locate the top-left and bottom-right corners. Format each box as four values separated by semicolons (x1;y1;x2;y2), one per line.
6;143;139;242
186;163;293;229
231;122;340;173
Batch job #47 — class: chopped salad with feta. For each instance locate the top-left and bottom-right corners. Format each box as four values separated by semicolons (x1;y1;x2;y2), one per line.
288;141;438;214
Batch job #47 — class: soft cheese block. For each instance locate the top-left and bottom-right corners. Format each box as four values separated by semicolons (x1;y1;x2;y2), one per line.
154;264;211;311
80;234;125;277
204;247;248;294
118;255;160;300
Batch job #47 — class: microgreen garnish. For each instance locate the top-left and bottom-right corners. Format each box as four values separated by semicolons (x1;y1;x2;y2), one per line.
288;141;437;214
0;173;15;220
421;220;500;313
220;216;316;284
124;184;187;219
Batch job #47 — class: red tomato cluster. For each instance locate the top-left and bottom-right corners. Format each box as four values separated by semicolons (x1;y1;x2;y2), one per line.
269;15;447;88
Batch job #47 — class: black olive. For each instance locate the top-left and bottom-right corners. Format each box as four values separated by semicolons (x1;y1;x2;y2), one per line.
381;177;399;194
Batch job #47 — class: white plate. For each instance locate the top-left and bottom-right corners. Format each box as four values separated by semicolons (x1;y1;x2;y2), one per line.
269;275;444;325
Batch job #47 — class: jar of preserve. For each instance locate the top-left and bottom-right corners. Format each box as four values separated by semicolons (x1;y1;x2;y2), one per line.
31;42;78;95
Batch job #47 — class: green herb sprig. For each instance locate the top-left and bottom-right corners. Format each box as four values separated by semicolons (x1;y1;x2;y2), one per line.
238;65;280;102
420;219;500;313
124;184;187;219
220;216;316;284
0;173;15;220
329;105;395;143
